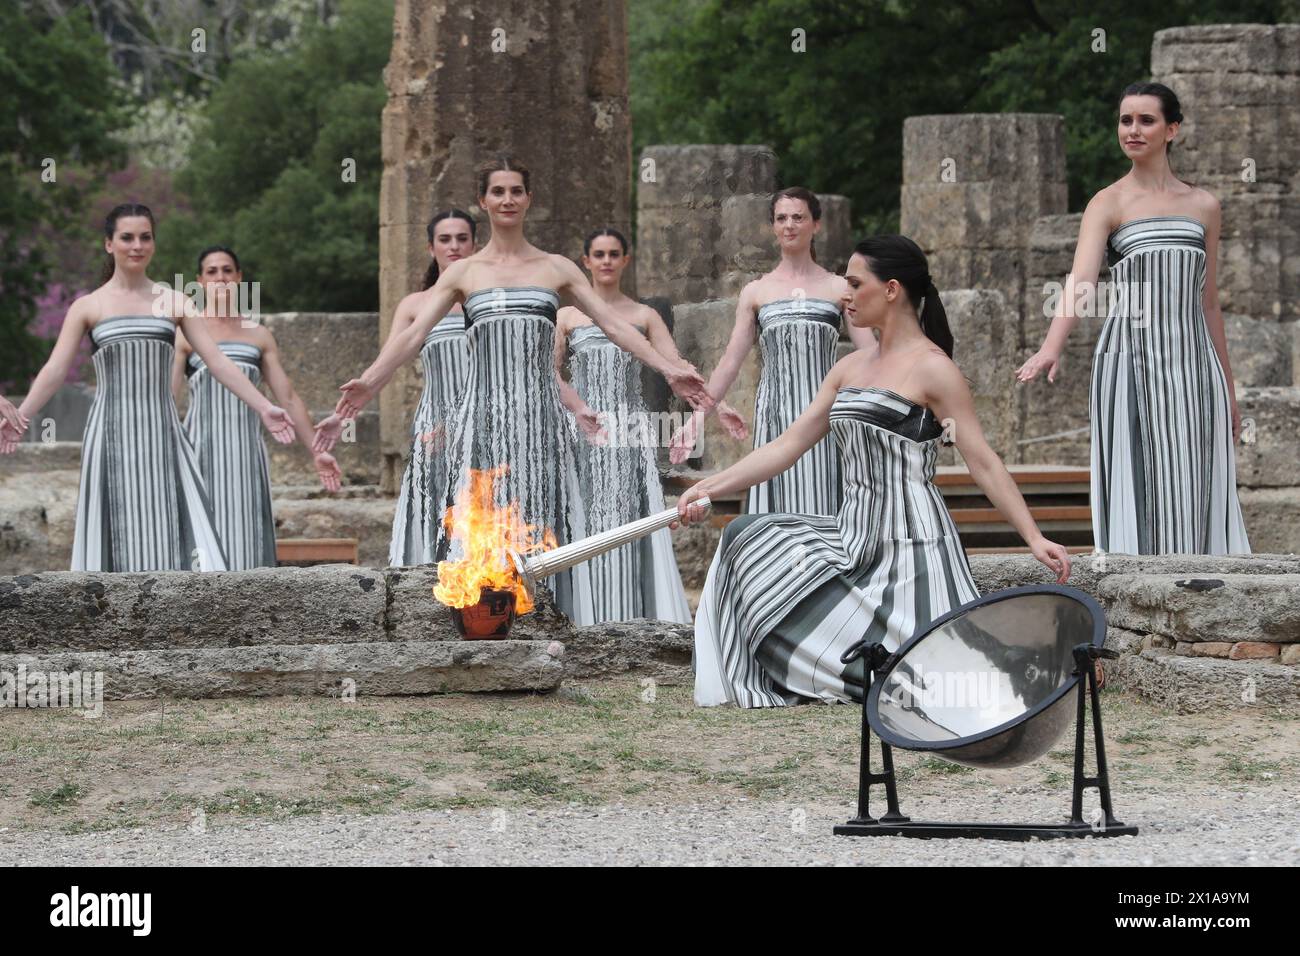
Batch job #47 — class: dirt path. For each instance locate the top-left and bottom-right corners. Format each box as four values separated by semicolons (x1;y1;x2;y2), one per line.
2;684;1295;863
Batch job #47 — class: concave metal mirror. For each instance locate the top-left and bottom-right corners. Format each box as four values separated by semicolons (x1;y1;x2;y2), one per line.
835;585;1139;841
870;590;1094;769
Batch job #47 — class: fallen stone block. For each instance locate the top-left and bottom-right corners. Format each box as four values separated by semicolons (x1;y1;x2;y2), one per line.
0;639;564;700
564;619;692;684
0;566;387;654
1106;645;1300;714
1098;573;1300;645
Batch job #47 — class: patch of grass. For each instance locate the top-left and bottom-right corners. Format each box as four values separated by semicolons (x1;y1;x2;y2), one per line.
471;744;547;770
613;747;674;772
918;756;974;775
29;782;84;812
562;754;605;774
489;770;580;798
1217;754;1284;783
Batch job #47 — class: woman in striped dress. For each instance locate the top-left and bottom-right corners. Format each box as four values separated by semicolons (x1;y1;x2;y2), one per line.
332;156;713;625
553;228;692;624
669;187;877;516
174;246;340;570
677;236;1072;708
1;204;297;571
341;210;476;567
1018;82;1250;555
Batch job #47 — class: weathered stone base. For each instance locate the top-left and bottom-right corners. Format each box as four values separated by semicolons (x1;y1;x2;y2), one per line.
1106;627;1300;714
0;640;564;700
562;620;692;684
0;565;695;698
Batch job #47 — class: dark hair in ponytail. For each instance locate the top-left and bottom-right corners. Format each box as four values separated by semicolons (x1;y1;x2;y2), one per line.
422;209;477;291
1119;81;1183;154
852;235;954;358
582;227;629;256
197;245;241;274
769;186;821;262
100;203;156;284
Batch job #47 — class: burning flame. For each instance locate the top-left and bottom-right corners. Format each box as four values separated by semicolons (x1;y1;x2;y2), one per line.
433;466;555;613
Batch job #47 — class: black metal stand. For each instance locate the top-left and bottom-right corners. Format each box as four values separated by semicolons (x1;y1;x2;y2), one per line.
834;641;1139;840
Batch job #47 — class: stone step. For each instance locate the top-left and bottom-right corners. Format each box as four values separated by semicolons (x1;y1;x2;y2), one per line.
0;639;564;700
0;566;690;696
1104;629;1300;714
1098;573;1300;646
966;552;1300;602
0;565;587;655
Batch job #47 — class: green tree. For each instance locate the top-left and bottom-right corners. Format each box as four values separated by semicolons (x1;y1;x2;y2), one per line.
159;0;391;311
631;0;1300;234
0;5;124;387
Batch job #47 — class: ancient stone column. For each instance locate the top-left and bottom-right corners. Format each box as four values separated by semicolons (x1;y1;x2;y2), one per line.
1152;24;1300;327
900;114;1069;462
378;0;632;491
636;144;779;303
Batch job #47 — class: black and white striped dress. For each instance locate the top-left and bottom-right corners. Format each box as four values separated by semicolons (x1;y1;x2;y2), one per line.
389;311;469;566
746;297;842;515
567;325;692;623
1090;216;1250;554
184;342;276;570
695;386;979;707
436;287;595;625
72;315;227;572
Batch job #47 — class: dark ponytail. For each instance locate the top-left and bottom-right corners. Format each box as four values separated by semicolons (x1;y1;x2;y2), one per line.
100;202;156;284
769;186;822;263
422;209;477;291
853;235;954;358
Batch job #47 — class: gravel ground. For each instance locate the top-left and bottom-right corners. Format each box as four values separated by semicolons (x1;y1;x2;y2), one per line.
5;785;1296;866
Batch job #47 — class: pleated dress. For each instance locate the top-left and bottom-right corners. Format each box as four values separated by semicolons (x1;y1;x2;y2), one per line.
389;311;470;566
695;386;979;708
746;297;842;516
184;341;276;570
72;315;228;572
566;324;692;623
435;287;596;626
1090;216;1250;554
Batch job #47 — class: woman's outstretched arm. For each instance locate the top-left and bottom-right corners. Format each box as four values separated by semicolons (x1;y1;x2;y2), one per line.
1016;192;1112;383
336;274;463;418
674;356;846;522
927;353;1071;582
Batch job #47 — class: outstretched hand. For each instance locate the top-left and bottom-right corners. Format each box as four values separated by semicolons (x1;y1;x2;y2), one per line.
335;379;375;419
576;407;608;446
0;419;24;455
1016;348;1061;384
1030;536;1072;584
313;413;344;453
668;411;703;465
0;396;28;434
261;405;297;444
717;401;748;440
666;364;715;412
314;451;342;492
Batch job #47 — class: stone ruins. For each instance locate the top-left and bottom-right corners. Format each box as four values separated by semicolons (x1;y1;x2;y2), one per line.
1;13;1297;708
